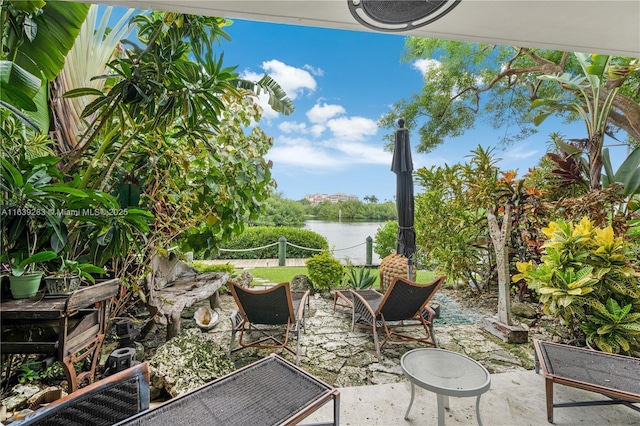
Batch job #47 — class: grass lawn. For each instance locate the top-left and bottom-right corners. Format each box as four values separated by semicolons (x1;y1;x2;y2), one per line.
242;266;437;288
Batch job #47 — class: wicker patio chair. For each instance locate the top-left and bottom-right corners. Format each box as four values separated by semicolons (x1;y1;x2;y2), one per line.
16;362;150;426
229;281;310;364
351;275;446;360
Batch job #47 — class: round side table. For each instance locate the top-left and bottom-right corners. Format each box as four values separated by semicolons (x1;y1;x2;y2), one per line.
401;348;491;425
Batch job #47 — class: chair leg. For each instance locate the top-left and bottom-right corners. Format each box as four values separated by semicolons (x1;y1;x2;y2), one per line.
351;306;356;331
429;322;438;347
229;329;236;359
372;326;382;361
229;312;243;359
545;377;554;423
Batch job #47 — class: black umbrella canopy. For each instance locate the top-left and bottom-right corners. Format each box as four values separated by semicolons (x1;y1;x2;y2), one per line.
391;118;416;264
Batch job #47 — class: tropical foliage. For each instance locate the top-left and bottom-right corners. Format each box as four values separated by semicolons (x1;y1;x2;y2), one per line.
1;6;295;323
380;42;640;153
532;53;638;190
1;1;90;131
414;146;547;294
414;162;488;290
343;264;376;289
373;220;398;259
514;217;640;354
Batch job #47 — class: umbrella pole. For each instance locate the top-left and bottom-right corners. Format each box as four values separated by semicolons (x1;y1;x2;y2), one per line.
407;257;412;280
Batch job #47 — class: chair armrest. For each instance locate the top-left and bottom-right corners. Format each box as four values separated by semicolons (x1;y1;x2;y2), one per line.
293;290;310;320
420;305;437;323
230;310;243;330
351;290;378;327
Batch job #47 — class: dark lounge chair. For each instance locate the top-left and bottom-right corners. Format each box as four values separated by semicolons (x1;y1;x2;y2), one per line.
351;276;445;360
15;362;150;426
229;281;310;364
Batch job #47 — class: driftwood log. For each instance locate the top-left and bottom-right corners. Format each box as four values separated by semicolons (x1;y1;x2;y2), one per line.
145;255;228;340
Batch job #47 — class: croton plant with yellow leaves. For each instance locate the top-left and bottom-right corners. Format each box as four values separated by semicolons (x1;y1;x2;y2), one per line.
514;217;640;355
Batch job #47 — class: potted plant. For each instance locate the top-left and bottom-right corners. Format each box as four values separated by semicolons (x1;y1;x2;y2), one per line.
1;156;66;298
2;251;57;299
44;258;106;295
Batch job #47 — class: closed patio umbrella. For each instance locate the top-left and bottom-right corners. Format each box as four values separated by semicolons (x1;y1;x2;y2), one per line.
391;118;416;279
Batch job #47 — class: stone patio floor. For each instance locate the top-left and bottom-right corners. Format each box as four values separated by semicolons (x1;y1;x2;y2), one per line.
173;289;536;389
152;289;640;424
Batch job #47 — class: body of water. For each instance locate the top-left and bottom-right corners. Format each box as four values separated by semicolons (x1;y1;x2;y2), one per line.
303;220;385;265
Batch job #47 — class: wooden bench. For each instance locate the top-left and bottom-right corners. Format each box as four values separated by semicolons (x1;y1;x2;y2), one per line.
1;279;119;392
146;255;228;340
17;362;150;426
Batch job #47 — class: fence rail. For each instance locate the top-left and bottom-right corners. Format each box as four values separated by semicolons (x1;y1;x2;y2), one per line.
217;236;374;266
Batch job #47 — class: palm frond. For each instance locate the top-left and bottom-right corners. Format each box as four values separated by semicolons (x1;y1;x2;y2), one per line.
235;75;294;115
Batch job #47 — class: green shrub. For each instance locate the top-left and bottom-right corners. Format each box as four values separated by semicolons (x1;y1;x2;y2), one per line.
192;261;235;275
191;261;235;293
514;217;640;354
215;227;328;259
306;250;344;291
374;221;397;259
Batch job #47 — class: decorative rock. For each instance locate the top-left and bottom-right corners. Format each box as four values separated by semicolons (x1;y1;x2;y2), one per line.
149;328;234;398
290;274;313;291
511;302;538;319
234;271;253;288
2;384;40;411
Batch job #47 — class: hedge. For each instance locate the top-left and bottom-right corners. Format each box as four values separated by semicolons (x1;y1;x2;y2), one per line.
213;226;328;259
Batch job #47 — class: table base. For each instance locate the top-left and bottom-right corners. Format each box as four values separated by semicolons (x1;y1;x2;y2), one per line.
404;382;484;426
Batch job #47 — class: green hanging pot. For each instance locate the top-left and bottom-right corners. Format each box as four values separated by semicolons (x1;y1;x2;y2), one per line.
9;272;44;299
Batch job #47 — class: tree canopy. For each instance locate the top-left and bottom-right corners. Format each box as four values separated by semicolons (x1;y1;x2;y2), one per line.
380;40;640;153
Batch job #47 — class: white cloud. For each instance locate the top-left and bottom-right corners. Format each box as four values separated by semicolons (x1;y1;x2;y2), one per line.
303;64;324;77
278;121;308;134
261;59;317;100
239;60;318;120
412;58;442;76
268;137;339;168
326;116;378;141
268;135;390;170
306;103;346;124
310;124;326;138
332;142;391;165
504;145;539;160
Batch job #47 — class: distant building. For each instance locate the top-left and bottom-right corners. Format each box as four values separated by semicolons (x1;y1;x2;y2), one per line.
304;193;359;206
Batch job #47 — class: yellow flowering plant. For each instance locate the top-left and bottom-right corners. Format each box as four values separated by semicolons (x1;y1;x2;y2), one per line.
514;217;640;354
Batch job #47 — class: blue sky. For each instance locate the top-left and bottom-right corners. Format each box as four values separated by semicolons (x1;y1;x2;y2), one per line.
107;8;628;202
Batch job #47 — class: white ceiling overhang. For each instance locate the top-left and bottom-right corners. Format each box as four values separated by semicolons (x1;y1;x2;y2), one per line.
65;0;640;57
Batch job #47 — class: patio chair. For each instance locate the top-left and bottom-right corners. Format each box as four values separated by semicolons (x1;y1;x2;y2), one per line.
16;362;150;426
229;281;310;365
351;275;445;360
